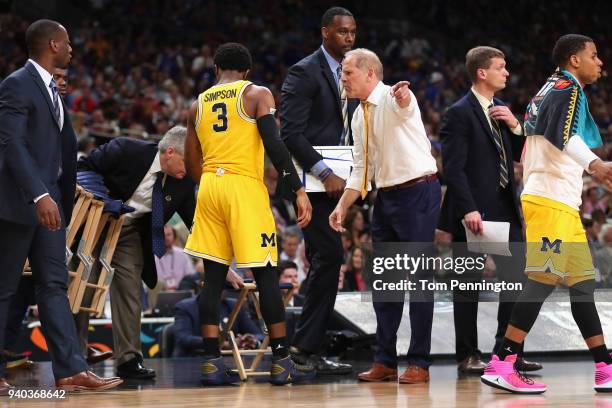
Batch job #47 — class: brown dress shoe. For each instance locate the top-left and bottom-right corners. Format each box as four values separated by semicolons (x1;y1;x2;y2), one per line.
399;365;429;384
0;378;14;396
457;354;487;374
56;370;123;392
358;363;398;382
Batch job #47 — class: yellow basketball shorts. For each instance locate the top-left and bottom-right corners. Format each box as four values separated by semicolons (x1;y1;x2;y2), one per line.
522;194;595;286
184;172;278;268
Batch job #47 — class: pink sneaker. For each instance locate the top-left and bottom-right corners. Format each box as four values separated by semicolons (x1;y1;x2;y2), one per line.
595;361;612;392
481;354;546;394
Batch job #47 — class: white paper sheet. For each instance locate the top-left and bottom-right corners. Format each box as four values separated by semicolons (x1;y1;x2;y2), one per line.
461;220;511;256
293;146;361;193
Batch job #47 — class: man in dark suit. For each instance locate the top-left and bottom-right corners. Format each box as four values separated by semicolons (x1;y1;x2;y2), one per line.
0;19;122;392
439;46;540;373
280;6;358;374
173;295;263;358
77;126;196;379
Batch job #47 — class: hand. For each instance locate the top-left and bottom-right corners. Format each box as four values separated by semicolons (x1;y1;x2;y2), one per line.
590;159;612;191
226;267;243;289
390;81;411;108
488;105;519;129
463;211;483;236
329;204;347;232
295;188;312;228
322;173;346;199
36;195;61;231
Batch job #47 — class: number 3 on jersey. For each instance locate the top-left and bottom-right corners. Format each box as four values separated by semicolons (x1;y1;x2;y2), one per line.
212;102;228;132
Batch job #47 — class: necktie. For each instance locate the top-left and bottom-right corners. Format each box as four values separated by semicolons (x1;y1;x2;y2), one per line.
49;79;61;124
488;103;509;188
360;102;369;199
337;65;350;146
151;172;166;258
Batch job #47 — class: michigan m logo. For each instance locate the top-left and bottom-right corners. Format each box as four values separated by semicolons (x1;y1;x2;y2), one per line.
540;237;562;254
260;233;276;248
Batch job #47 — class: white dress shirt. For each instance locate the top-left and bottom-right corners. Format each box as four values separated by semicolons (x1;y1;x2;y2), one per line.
124;152;162;222
346;81;437;191
471;87;521;135
30;59;66;203
28;59;64;130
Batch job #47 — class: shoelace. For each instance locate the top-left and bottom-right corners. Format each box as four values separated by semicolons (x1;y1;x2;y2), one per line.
514;368;534;385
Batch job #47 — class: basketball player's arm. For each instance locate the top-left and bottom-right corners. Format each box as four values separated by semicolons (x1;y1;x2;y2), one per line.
249;86;312;228
185;101;203;183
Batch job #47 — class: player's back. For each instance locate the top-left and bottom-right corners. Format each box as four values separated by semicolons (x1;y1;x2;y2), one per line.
195;80;264;181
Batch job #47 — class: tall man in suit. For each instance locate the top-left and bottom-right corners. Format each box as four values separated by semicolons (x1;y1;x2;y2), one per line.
280;6;358;374
439;46;540;373
77;126;196;379
0;19;122;392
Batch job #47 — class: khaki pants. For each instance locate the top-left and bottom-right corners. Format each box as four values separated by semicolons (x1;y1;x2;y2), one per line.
74;222;145;365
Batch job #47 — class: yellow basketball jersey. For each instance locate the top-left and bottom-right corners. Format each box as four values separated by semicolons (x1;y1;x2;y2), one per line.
195;80;264;181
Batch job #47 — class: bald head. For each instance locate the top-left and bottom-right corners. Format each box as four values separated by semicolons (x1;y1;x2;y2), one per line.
341;48;383;100
26;19;63;57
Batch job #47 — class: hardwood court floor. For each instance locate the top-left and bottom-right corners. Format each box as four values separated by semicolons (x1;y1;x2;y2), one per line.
3;357;612;408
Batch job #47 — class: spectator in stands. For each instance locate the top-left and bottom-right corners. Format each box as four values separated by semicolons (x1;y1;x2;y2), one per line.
343;205;365;249
341;247;366;292
280;227;302;263
278;260;301;302
148;225;196;308
584;185;607;215
173;283;263;357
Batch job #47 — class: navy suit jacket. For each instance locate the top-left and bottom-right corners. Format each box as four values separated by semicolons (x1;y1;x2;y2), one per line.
172;295;263;357
77;137;196;288
0;61;77;225
280;47;359;172
438;91;525;237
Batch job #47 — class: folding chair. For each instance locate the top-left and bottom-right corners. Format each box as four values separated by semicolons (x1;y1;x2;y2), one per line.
220;281;296;380
66;186;125;316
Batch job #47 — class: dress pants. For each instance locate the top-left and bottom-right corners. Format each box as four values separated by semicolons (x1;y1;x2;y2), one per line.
371;180;441;369
452;186;526;361
292;193;344;354
0;218;87;378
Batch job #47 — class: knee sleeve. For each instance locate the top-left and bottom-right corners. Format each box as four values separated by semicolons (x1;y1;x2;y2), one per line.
252;265;285;326
508;279;555;332
570;280;603;339
198;260;228;325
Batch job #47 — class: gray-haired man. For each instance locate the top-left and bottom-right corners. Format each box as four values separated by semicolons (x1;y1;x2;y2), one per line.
76;127;196;378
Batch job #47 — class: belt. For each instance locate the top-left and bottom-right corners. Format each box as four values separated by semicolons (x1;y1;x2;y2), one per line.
381;174;437;192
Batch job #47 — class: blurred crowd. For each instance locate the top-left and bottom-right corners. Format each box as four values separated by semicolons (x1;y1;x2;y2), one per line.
2;0;612;302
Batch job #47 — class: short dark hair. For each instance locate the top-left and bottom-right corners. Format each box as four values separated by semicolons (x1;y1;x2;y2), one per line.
321;6;353;27
213;43;252;72
278;260;298;277
552;34;594;68
465;46;505;83
25;19;62;57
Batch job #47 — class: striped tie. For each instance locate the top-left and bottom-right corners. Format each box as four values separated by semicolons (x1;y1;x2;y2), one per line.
360;102;369;199
337;66;350;145
49;79;61;124
488;104;509;188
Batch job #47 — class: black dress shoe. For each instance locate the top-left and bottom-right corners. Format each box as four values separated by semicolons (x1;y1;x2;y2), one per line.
87;347;114;365
515;357;543;372
457;354;486;374
116;358;156;379
291;348;352;375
